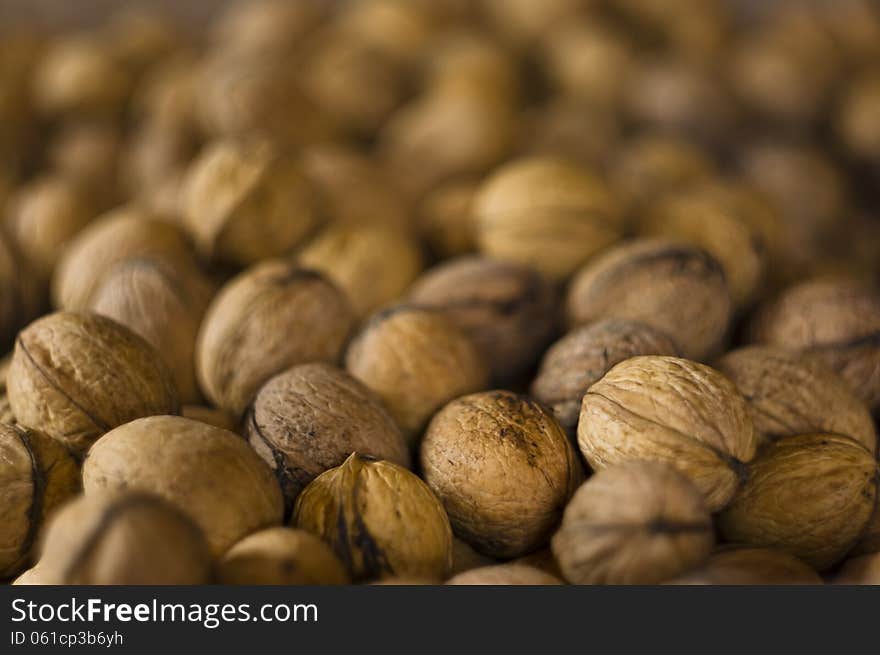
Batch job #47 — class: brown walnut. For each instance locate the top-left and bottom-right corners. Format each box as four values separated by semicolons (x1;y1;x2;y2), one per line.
671;546;822;585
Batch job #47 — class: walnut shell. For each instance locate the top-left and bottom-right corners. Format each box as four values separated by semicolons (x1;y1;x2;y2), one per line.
552;461;713;585
417;178;478;259
671;547;822;585
181;405;239;432
578;356;758;511
835;553;880;584
197;261;354;417
246;363;410;510
474;156;624;280
718;433;878;571
293;453;453;581
0;425;80;578
566;239;732;360
717;346;876;453
408;256;557;383
218;526;348;585
82;415;283;555
447;564;562;585
531;319;680;435
345;306;488;441
421;390;582;558
750;278;880;410
7;312;179;455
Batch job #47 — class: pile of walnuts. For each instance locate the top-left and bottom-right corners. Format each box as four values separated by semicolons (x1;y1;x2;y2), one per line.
1;0;879;586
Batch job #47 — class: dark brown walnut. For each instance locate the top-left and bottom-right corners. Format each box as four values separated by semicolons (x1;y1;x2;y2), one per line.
474;156;624;280
83;415;283;555
552;462;713;585
835;553;880;585
837;73;880;161
182;137;319;268
449;537;497;577
416;178;479;259
566;239;733;361
670;547;822;585
7;312;179;456
48;122;123;209
0;424;80;578
246;363;410;510
531;319;680;435
718;433;878;571
750;278;880;410
716;346;876;453
447;564;562;585
218;527;348;585
197;261;354;418
345;306;488;442
421;391;582;558
579;356;758;511
38;492;211;585
408;256;558;384
294;453;453;582
52;205;196;311
181;405;239;433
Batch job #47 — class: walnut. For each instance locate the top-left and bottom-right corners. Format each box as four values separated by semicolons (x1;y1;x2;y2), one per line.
197;261;354;417
718;433;878;571
293;453;453;581
0;424;80;578
345;306;488;441
531;319;679;435
218;527;348;585
417;178;479;259
82;415;284;555
566;239;732;360
579;356;758;511
447;564;562;585
851;503;880;557
421;390;582;558
7;311;179;455
670;547;822;585
408;256;558;383
245;363;410;510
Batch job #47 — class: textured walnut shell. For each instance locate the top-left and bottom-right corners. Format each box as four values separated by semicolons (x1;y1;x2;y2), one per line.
218;526;348;585
671;547;822;585
531;319;679;435
474;156;623;280
718;433;878;571
552;462;713;585
7;312;179;455
246;363;410;510
182;137;318;268
89;257;215;405
835;553;880;584
298;223;424;319
447;564;562;585
197;261;354;417
0;425;80;578
39;492;212;585
717;346;876;453
566;239;732;360
294;453;453;581
181;405;239;432
408;256;557;383
421;391;582;558
345;306;488;441
579;356;758;511
750;278;880;410
82;415;283;555
417;179;478;259
52;205;195;311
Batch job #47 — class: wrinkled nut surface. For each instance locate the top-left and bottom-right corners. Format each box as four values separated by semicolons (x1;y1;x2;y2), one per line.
717;346;876;453
718;433;878;571
38;492;212;585
567;239;732;360
408;256;557;383
7;311;179;455
246;363;410;510
346;306;488;441
182;137;318;267
531;319;679;434
447;564;562;585
0;424;80;578
218;526;349;585
294;453;453;582
474;156;623;280
83;415;284;556
671;547;822;585
578;356;757;511
197;261;354;417
552;461;713;585
751;278;880;410
421;390;582;558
